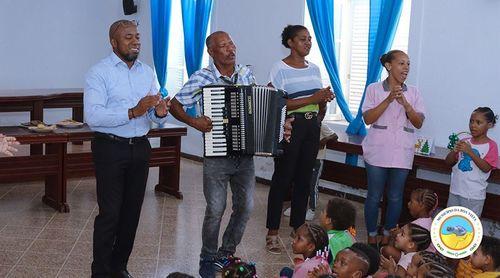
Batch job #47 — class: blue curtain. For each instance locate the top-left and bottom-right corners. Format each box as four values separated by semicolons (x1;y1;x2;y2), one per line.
181;0;213;116
181;0;213;76
150;0;172;98
307;0;361;165
345;0;403;136
306;0;354;124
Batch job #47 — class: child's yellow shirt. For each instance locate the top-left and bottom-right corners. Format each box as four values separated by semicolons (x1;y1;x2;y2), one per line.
456;259;483;278
474;272;500;278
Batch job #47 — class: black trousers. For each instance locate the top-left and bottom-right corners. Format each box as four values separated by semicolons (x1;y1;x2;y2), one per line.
266;116;320;230
90;136;151;277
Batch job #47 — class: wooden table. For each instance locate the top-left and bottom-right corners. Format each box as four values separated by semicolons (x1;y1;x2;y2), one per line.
322;132;500;222
0;89;84;154
0;124;187;212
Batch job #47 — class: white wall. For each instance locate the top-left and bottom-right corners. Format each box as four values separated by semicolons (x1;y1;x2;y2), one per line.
0;0;153;91
406;0;500;236
407;0;500;147
210;0;304;84
0;0;153;125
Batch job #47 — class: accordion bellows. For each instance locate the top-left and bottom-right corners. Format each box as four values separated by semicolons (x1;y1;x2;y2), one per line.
202;85;287;157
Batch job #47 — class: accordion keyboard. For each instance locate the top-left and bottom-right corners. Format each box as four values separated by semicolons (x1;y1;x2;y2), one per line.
203;87;227;156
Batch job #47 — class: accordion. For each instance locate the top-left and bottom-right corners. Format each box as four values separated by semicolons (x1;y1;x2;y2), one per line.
201;85;287;157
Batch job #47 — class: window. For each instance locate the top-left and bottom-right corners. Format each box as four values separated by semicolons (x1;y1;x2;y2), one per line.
165;0;211;95
304;0;412;121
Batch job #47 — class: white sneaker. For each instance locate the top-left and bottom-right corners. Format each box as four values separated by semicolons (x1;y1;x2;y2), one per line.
283;207;291;217
305;209;315;221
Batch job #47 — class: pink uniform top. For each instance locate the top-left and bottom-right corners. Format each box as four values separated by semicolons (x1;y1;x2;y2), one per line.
361;80;426;169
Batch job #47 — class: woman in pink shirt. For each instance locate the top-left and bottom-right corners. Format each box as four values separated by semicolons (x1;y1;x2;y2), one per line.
361;50;425;248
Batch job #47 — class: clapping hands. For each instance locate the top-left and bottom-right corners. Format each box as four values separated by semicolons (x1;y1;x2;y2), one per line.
386;85;410;108
380;254;397;274
312;86;335;104
132;93;171;118
155;96;171;117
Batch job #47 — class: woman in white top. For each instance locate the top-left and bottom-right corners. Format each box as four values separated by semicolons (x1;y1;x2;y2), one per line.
265;25;335;254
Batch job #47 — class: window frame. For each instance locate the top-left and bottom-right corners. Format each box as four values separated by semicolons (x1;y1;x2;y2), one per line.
304;0;412;123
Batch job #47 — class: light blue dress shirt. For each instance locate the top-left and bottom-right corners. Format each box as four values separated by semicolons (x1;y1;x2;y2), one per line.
84;52;168;138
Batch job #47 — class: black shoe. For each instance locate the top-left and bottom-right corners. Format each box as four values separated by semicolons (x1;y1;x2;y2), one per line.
199;259;215;278
213;256;231;273
111;270;133;278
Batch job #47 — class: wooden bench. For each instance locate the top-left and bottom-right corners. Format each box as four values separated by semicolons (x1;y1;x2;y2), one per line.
321;131;500;222
0;124;187;212
0;89;84;154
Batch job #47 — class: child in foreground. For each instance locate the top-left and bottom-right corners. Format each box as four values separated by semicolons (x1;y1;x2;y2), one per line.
379;223;431;277
280;223;330;277
308;243;380;278
380;188;438;262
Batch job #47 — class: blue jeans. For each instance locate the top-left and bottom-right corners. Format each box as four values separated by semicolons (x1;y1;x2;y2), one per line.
364;162;409;236
201;156;255;261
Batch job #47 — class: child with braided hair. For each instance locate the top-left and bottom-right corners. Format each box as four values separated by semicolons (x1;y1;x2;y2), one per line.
406;251;447;277
380;223;431;277
280;223;330;277
407;188;439;230
416;262;454;278
381;188;438;262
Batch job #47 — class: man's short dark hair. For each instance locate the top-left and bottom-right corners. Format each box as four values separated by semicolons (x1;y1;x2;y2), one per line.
109;19;137;39
205;31;228;49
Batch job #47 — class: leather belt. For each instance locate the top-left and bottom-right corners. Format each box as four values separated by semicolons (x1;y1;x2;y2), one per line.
95;132;147;145
290;112;318;120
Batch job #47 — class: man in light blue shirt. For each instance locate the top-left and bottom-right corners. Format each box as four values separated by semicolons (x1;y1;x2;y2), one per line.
84;19;169;278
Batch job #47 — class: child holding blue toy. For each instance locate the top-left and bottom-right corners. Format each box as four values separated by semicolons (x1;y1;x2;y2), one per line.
445;107;498;216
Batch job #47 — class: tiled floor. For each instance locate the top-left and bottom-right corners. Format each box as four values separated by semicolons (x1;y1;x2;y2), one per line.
0;157;367;277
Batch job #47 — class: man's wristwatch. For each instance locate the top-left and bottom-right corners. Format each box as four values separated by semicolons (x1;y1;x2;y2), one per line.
128;108;136;119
